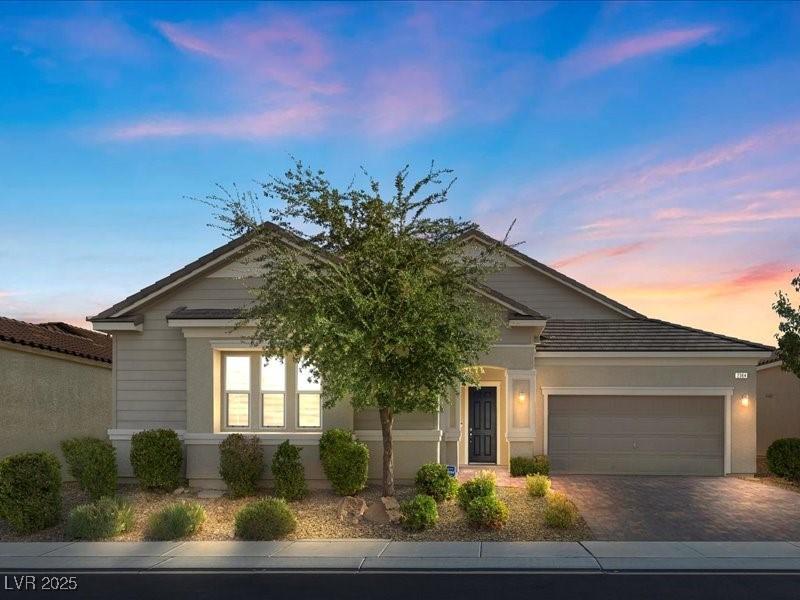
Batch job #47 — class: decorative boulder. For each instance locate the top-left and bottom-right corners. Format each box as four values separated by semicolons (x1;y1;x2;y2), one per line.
381;496;402;524
337;496;367;524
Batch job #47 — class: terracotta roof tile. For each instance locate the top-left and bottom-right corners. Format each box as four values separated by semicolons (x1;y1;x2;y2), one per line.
0;317;112;363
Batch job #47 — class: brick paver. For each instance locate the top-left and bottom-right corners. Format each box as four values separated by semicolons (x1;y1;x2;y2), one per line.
552;475;800;541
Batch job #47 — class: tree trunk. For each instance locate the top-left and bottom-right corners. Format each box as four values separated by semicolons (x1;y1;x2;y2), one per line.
379;406;395;497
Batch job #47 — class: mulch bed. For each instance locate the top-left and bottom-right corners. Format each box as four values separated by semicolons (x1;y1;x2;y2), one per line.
750;474;800;495
0;482;592;542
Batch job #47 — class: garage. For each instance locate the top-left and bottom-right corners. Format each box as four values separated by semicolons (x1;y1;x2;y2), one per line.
548;394;724;476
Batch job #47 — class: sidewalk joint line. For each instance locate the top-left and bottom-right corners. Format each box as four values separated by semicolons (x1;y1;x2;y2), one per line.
40;541;77;557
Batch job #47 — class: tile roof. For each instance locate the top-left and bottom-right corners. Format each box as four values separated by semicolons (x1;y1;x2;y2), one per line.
538;319;774;353
0;317;112;363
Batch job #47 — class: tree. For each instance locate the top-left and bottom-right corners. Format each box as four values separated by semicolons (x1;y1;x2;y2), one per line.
773;273;800;378
205;161;506;496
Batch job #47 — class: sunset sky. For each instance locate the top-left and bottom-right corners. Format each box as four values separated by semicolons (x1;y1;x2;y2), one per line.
1;1;798;344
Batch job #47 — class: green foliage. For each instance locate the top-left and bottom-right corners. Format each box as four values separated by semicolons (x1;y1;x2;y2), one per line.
509;455;550;477
766;438;800;480
145;501;205;540
219;434;264;497
400;494;438;531
130;429;183;492
319;429;369;496
235;498;297;540
61;437;117;500
0;452;62;534
773;273;800;378
456;471;496;510
526;474;551;497
66;497;133;540
466;494;509;530
414;463;458;502
271;441;308;501
544;492;579;528
204;160;507;494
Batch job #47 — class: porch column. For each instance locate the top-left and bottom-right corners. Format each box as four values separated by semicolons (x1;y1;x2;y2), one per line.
506;369;536;459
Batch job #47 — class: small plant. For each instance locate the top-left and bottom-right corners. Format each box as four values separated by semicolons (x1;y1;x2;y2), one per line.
145;501;205;540
456;470;496;510
510;455;550;477
766;438;800;481
319;429;369;496
466;494;509;530
271;440;308;501
400;494;438;531
61;437;117;500
415;463;458;503
130;429;183;492
0;452;62;534
66;497;133;540
543;492;578;528
219;434;264;497
235;498;297;540
526;474;551;497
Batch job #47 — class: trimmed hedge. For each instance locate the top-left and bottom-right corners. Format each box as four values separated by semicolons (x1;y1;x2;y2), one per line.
509;455;550;477
66;497;133;540
544;492;578;528
456;471;496;510
235;498;297;540
319;429;369;496
61;437;117;500
400;494;438;531
272;441;308;501
415;463;458;503
0;452;62;534
130;429;183;492
146;501;205;540
219;434;264;497
525;474;551;497
466;494;509;530
766;438;800;481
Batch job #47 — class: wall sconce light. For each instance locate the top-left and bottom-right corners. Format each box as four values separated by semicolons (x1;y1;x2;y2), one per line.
517;391;526;403
740;395;750;407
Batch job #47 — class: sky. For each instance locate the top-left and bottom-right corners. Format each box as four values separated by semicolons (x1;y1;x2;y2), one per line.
1;1;798;345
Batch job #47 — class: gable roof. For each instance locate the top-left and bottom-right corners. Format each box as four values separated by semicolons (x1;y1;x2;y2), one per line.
459;229;645;318
538;318;774;353
0;317;112;363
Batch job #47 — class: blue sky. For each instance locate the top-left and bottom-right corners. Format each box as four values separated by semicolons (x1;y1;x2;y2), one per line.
1;1;798;343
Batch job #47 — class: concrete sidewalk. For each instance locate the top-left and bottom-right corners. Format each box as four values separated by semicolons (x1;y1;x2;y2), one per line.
4;541;800;572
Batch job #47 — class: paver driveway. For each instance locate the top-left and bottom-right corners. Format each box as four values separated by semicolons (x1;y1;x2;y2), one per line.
552;476;800;541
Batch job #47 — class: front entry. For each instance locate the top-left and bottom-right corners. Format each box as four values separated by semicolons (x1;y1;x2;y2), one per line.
468;386;497;463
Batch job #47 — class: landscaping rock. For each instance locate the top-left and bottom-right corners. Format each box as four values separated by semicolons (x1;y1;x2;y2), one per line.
363;501;390;524
196;489;224;499
381;496;402;524
172;486;187;496
337;496;367;524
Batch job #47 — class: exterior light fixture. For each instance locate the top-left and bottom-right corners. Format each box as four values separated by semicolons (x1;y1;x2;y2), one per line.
740;395;750;407
517;391;526;403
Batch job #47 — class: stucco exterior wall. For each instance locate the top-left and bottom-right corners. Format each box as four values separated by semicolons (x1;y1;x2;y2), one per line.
757;365;800;454
0;344;111;476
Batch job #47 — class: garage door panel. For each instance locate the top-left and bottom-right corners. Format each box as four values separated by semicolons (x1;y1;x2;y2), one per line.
548;395;723;476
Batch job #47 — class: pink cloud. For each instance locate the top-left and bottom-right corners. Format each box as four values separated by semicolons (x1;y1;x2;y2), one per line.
154;21;225;59
561;25;717;80
552;241;649;269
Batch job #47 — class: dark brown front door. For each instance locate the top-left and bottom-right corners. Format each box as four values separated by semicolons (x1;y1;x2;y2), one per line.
468;386;497;463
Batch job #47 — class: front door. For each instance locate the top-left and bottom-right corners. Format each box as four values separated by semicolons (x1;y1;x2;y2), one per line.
468;386;497;463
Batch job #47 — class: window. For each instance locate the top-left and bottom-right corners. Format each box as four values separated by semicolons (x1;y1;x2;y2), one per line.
224;355;250;427
297;360;321;428
261;357;286;428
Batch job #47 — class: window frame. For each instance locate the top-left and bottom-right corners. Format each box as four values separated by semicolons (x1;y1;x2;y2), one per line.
260;356;287;429
222;353;252;429
296;360;322;430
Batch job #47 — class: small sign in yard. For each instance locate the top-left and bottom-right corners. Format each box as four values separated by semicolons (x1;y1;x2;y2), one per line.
447;464;458;477
735;372;748;379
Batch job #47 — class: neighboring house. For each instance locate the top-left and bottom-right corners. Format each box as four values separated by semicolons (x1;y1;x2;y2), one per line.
0;317;112;473
89;226;773;487
756;354;800;459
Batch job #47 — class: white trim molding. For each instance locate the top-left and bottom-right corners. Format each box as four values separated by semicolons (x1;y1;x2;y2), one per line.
108;428;187;441
540;386;734;475
183;432;322;446
354;429;443;442
756;360;782;371
92;321;143;332
508;319;547;328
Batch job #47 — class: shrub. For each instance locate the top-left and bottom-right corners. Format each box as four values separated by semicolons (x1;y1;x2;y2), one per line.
319;429;369;496
234;498;297;540
466;494;509;530
415;463;458;503
766;438;800;480
272;441;308;501
130;429;183;492
66;497;133;540
0;452;62;534
543;492;578;528
61;437;117;500
400;494;438;531
456;471;496;510
219;434;264;497
146;501;205;540
526;474;551;497
510;455;550;477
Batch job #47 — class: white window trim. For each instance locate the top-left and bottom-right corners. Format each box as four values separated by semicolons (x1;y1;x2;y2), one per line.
222;353;252;429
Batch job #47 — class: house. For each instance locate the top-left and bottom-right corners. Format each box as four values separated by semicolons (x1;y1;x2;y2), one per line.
0;317;112;471
89;226;773;487
756;354;800;463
